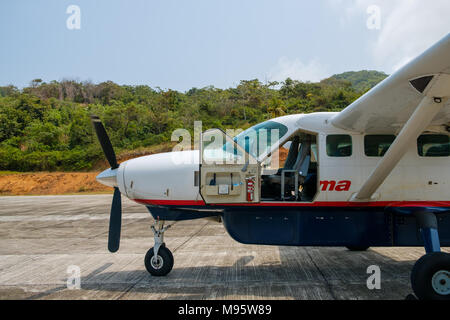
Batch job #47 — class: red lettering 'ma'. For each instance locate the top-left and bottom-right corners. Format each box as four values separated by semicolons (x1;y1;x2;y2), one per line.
335;180;351;191
320;180;351;191
320;180;336;191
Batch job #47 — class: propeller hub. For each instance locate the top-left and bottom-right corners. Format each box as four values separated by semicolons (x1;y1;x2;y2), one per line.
96;167;119;188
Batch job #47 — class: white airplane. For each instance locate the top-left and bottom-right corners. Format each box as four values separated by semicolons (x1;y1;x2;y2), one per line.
92;33;450;300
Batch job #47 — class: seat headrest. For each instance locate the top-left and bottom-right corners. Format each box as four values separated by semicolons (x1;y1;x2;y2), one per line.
293;140;311;172
283;136;300;170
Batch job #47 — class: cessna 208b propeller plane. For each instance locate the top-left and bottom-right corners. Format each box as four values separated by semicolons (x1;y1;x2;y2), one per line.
92;33;450;300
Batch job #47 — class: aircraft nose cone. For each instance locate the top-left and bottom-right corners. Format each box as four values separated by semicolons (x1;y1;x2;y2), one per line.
96;167;118;188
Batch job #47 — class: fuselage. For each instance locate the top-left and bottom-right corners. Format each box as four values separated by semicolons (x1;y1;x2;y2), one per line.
99;112;450;205
96;113;450;247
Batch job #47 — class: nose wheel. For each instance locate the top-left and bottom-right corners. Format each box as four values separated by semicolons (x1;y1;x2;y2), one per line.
145;220;174;276
145;245;174;276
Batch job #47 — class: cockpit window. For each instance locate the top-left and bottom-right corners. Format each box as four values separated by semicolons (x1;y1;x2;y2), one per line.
232;121;288;158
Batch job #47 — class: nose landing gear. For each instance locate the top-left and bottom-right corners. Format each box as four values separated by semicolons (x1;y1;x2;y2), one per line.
145;220;174;276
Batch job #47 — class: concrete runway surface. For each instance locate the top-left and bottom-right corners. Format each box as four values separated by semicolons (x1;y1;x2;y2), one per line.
0;195;448;300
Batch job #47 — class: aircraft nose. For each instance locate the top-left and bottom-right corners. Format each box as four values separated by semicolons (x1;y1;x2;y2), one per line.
96;167;118;188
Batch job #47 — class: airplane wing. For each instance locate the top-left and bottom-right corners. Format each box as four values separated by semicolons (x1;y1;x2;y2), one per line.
330;33;450;202
332;33;450;134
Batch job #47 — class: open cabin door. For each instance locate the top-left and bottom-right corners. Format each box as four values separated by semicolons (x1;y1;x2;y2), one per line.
200;129;261;204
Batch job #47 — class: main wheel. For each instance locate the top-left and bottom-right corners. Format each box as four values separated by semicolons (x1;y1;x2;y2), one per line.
346;246;370;251
411;252;450;300
145;245;174;276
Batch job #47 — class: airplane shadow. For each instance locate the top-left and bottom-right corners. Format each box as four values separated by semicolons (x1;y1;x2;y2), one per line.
28;246;421;300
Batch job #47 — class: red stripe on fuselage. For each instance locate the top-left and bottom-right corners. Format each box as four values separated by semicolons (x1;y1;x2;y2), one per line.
134;199;450;208
134;199;206;206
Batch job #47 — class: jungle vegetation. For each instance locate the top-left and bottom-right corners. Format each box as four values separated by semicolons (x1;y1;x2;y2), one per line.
0;70;387;171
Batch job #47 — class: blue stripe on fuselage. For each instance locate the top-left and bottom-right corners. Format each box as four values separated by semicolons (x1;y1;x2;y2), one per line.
145;204;450;247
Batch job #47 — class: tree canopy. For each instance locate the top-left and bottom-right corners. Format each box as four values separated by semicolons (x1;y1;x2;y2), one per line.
0;71;387;171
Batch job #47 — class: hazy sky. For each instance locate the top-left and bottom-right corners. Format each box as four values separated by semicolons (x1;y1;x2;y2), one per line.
1;0;449;91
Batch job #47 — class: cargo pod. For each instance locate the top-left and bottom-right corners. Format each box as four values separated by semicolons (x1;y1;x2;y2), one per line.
200;129;261;204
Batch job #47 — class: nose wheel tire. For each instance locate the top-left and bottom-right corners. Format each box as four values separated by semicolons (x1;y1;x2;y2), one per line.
411;252;450;300
145;245;174;276
346;246;370;251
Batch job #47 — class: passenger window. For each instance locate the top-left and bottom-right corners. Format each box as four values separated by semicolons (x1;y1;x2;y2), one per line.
364;135;396;157
326;135;352;157
417;135;450;157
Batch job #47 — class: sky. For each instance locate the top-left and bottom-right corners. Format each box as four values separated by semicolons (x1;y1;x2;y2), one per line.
0;0;449;91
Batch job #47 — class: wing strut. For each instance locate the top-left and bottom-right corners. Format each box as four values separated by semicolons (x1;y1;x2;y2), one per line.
352;95;447;202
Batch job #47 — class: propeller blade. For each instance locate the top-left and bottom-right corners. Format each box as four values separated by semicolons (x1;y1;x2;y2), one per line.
108;187;122;253
90;115;119;169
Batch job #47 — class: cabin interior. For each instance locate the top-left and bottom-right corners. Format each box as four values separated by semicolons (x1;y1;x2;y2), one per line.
261;131;318;202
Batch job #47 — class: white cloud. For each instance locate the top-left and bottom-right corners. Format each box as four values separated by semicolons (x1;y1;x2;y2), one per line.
373;0;450;71
268;57;329;83
329;0;450;72
267;1;449;82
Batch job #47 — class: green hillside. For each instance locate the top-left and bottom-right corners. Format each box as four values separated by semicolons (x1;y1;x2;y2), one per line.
0;73;384;172
330;70;388;92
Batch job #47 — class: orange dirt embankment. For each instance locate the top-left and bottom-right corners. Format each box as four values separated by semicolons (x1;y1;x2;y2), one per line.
0;143;177;196
0;172;112;196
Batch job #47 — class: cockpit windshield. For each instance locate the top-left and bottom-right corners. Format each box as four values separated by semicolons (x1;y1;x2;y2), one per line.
202;121;289;164
231;120;289;158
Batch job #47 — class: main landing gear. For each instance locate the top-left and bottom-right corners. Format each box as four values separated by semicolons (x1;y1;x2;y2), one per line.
145;220;174;276
410;212;450;300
